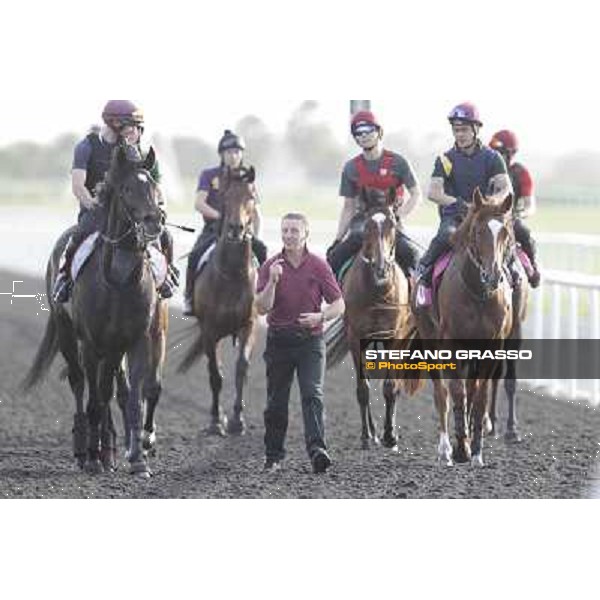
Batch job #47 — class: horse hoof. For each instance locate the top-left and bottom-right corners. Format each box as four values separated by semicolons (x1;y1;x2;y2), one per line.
471;454;484;468
85;459;104;474
75;456;86;470
206;421;228;437
361;436;379;450
452;444;471;464
504;430;522;444
438;456;454;467
227;418;246;436
382;437;399;451
129;461;151;477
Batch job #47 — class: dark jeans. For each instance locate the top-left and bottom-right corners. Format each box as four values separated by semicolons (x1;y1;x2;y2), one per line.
263;329;327;462
514;217;537;263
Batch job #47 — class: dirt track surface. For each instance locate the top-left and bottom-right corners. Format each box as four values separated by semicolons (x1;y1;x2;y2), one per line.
2;269;600;499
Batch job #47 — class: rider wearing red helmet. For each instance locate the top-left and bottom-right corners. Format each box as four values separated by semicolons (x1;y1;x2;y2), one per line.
52;100;179;303
326;110;423;280
489;129;540;287
415;102;513;304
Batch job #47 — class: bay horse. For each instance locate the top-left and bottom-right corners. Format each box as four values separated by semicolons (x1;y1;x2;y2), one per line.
413;189;514;467
23;144;168;477
178;166;258;436
326;187;421;450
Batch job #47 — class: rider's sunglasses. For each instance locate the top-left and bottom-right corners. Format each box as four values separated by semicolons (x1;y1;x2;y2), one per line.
354;125;377;138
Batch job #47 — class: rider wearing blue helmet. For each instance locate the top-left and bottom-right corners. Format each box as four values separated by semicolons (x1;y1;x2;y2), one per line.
415;102;512;304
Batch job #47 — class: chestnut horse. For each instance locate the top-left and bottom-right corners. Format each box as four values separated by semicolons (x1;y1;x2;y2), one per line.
178;166;258;436
413;189;514;467
326;187;420;449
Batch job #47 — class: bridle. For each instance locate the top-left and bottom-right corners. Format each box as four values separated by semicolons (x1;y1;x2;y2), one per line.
101;169;163;250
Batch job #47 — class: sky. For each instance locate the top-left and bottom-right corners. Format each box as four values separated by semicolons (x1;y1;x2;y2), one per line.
1;0;598;158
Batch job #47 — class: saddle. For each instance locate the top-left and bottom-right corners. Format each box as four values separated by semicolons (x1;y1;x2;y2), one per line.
71;233;168;288
415;249;524;309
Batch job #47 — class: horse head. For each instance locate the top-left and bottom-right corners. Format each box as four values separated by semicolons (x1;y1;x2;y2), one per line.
218;165;257;243
360;204;397;287
455;188;514;295
104;145;163;249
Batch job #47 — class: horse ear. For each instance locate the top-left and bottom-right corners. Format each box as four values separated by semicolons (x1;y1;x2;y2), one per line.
247;166;256;183
501;193;513;214
473;187;484;210
143;146;156;171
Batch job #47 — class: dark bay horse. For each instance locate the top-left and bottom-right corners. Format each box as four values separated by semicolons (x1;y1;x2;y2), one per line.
23;144;167;477
178;166;258;436
326;187;421;450
413;189;514;466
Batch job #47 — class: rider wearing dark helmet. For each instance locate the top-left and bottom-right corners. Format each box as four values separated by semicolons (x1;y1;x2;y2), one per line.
489;129;540;287
415;102;512;304
52;100;179;302
325;110;423;281
182;129;268;315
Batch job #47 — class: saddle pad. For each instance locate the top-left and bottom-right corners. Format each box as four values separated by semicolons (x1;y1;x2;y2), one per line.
432;251;453;293
516;246;534;278
71;232;99;281
195;242;216;273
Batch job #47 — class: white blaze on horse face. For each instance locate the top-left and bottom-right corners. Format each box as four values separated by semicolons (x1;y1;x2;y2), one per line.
488;219;503;247
137;173;148;183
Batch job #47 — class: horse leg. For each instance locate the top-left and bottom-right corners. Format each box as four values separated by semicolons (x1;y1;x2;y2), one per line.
351;345;377;449
449;378;471;463
432;375;452;466
470;380;488;467
143;302;167;455
382;377;399;450
206;341;227;436
126;338;152;477
115;361;131;454
82;346;103;474
98;357;119;472
489;375;500;437
142;378;161;457
55;309;87;468
504;358;522;443
229;323;255;435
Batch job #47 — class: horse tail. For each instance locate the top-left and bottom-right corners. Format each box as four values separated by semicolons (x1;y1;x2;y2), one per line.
178;332;205;373
325;316;349;370
21;311;60;392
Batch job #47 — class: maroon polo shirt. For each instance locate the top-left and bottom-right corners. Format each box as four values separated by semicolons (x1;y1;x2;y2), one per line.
257;247;342;334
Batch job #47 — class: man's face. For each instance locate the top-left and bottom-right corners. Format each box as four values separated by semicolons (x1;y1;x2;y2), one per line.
222;148;243;168
452;122;477;149
281;218;308;252
120;125;141;144
354;125;380;150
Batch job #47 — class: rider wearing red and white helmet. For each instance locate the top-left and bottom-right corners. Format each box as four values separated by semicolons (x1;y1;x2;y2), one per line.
326;110;423;280
415;102;513;303
52;100;179;303
489;129;539;287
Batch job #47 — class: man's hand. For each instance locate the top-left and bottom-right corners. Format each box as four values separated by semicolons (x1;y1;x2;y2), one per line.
297;312;324;328
269;259;284;284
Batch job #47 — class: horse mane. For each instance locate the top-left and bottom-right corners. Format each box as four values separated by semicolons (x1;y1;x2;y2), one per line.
451;198;512;250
